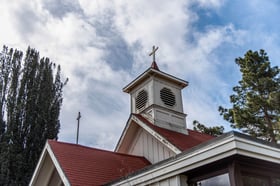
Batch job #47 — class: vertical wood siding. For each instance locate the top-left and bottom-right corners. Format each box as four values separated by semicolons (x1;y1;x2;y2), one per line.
129;129;175;163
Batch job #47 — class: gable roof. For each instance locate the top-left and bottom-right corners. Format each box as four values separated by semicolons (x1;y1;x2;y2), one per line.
48;140;150;186
133;114;215;151
116;114;215;154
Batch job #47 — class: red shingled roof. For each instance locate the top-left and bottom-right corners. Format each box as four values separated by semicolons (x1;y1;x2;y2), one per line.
48;140;150;186
133;114;215;151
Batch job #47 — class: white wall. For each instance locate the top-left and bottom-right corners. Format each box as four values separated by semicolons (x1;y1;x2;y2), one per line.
129;129;175;163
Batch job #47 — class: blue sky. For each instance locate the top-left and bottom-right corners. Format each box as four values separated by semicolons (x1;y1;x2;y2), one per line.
0;0;280;150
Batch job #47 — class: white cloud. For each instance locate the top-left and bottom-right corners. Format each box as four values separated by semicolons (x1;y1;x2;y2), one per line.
194;0;226;8
1;0;280;150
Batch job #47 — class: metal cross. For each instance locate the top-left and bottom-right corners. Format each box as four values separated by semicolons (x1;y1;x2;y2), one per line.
149;46;159;62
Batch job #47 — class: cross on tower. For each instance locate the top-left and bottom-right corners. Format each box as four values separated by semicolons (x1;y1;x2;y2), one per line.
149;46;159;62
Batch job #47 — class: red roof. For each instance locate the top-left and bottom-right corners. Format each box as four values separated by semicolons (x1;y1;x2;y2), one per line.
133;114;215;151
48;140;150;186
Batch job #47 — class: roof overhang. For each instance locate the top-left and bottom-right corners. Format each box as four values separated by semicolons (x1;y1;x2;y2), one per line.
123;68;188;93
110;132;280;185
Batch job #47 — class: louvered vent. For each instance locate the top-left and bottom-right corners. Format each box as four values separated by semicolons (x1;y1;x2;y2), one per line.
136;90;148;110
160;87;175;107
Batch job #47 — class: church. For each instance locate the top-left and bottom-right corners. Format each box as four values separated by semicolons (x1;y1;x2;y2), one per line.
30;47;280;186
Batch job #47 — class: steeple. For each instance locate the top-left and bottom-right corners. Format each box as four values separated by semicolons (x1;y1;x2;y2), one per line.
123;47;188;134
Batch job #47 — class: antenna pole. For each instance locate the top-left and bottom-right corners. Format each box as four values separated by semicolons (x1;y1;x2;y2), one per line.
76;112;81;144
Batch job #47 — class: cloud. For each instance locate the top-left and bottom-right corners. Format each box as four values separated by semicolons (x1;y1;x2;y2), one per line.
1;0;280;150
42;0;82;19
194;0;226;9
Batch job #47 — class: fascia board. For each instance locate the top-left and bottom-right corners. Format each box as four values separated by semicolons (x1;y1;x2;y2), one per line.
131;114;182;154
46;143;71;186
111;133;280;186
123;68;188;93
114;115;134;152
29;142;48;186
29;142;72;186
234;136;280;164
115;114;182;154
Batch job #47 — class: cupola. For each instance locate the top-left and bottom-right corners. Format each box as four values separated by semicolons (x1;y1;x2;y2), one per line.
123;46;189;134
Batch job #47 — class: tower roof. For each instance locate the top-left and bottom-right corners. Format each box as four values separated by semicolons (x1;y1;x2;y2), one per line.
123;65;188;93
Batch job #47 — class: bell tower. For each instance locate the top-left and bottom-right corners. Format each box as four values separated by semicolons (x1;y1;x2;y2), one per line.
123;46;188;134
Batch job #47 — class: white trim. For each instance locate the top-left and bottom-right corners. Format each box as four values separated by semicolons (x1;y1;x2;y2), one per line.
114;115;134;152
29;143;48;186
115;115;182;155
46;143;71;186
29;141;71;186
131;115;182;154
234;135;280;164
123;68;188;93
112;133;280;185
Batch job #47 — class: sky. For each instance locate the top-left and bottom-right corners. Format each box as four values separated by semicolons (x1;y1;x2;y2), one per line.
0;0;280;150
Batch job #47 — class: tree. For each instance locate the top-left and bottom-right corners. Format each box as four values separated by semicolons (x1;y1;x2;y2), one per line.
219;49;280;143
0;46;68;185
193;120;224;137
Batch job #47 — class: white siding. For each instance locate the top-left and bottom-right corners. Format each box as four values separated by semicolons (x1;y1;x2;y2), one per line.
129;129;175;163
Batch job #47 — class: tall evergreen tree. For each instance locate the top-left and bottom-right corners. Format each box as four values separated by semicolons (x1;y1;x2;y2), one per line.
0;46;67;185
219;49;280;143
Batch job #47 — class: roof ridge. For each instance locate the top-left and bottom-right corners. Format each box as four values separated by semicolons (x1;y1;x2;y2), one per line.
48;139;147;159
133;114;215;138
131;114;214;151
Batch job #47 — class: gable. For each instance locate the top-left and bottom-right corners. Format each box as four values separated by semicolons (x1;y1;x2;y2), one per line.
29;142;69;186
115;114;214;164
116;114;214;154
134;114;214;151
129;128;176;163
115;114;182;156
30;152;63;186
30;140;151;186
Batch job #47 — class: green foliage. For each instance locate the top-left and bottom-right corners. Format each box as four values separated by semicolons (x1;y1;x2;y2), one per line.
193;120;224;137
219;49;280;143
0;45;67;185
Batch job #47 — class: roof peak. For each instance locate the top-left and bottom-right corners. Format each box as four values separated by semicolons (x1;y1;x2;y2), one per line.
151;61;159;70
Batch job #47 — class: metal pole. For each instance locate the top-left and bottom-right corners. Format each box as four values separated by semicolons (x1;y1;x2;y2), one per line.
76;112;81;144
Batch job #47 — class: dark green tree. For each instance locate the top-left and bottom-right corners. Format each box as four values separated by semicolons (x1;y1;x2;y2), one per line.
219;49;280;143
193;120;224;137
0;46;67;185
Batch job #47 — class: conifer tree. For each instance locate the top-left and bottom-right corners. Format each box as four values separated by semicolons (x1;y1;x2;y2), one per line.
193;120;224;137
0;46;67;185
219;49;280;143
